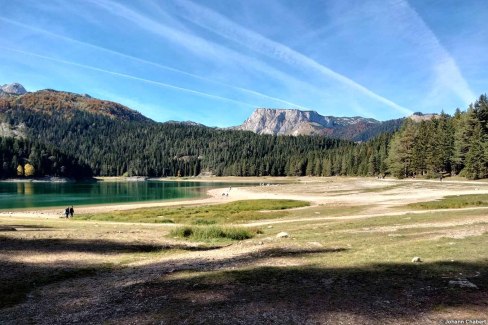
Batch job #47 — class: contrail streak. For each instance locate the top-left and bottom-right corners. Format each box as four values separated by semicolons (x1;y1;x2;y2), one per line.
0;16;310;110
175;0;414;115
0;46;258;107
84;0;329;109
396;0;475;104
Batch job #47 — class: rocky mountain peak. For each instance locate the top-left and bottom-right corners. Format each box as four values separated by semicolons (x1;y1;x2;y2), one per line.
1;83;27;95
236;108;380;138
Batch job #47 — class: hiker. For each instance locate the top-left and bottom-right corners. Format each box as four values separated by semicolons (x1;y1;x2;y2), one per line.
64;207;69;219
69;206;74;218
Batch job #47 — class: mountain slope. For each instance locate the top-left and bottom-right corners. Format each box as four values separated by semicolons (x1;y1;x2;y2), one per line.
0;88;151;122
235;108;399;141
1;82;484;179
0;84;350;178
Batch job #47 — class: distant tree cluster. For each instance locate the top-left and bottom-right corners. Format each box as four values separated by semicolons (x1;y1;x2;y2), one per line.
0;136;92;179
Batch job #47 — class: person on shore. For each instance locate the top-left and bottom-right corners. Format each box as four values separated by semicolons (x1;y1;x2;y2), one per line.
69;206;74;218
64;207;69;219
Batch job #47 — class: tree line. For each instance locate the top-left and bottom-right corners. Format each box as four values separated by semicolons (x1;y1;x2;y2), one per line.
387;95;488;179
0;136;92;179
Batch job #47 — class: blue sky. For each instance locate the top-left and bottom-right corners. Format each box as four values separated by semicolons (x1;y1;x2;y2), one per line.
0;0;487;126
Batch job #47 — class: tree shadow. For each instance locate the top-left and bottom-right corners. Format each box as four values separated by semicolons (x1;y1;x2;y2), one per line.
114;261;487;324
0;235;225;309
1;242;487;324
0;225;53;232
0;235;222;254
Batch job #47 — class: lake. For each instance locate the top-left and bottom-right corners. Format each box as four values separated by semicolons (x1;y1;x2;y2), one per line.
0;180;237;210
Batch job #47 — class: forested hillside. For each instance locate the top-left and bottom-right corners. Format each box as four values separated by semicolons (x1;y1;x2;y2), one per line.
1;101;347;177
0;136;92;179
0;88;487;180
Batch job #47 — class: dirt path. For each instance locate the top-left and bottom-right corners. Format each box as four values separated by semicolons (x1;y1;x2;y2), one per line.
244;206;488;227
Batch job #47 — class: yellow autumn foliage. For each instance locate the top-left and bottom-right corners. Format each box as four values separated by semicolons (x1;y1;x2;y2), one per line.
24;163;35;177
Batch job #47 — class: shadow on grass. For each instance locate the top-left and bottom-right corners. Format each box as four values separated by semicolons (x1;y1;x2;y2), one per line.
0;235;225;309
1;242;487;324
0;225;53;232
0;236;222;254
116;261;487;324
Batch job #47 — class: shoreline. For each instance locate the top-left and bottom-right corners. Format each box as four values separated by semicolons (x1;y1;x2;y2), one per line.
0;175;298;184
0;177;272;215
3;177;488;220
0;186;257;219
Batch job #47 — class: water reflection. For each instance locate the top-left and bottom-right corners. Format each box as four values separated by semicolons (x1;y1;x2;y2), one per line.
0;181;243;210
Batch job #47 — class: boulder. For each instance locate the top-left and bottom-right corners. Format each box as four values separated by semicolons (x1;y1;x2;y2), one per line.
449;278;478;289
276;232;289;238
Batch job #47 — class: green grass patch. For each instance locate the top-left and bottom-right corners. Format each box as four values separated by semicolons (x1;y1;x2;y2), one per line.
408;194;488;209
171;225;261;241
75;199;309;224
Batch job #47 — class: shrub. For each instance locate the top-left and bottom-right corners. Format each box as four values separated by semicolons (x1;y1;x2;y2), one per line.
171;225;258;241
192;219;217;225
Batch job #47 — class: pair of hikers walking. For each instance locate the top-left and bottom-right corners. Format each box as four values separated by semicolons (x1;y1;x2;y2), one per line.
64;206;74;218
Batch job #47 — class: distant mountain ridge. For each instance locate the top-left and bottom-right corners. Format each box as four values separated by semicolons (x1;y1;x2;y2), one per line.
164;120;206;127
1;83;405;141
235;108;403;141
0;85;151;122
408;112;440;122
3;81;481;180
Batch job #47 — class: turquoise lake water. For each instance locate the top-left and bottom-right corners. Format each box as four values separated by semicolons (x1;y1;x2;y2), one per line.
0;181;237;210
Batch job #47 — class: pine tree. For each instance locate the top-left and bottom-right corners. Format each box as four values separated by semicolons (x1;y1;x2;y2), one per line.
387;120;416;178
464;124;487;179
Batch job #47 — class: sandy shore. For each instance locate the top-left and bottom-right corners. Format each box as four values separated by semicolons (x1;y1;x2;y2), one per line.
0;187;236;219
2;177;488;219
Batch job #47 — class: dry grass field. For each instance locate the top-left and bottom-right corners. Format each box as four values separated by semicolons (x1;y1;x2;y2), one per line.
1;177;488;324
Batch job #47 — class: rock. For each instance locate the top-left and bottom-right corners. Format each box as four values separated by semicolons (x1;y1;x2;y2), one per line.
1;82;27;95
449;278;478;289
234;108;380;139
276;232;289;238
308;241;323;247
321;278;335;286
411;256;422;263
